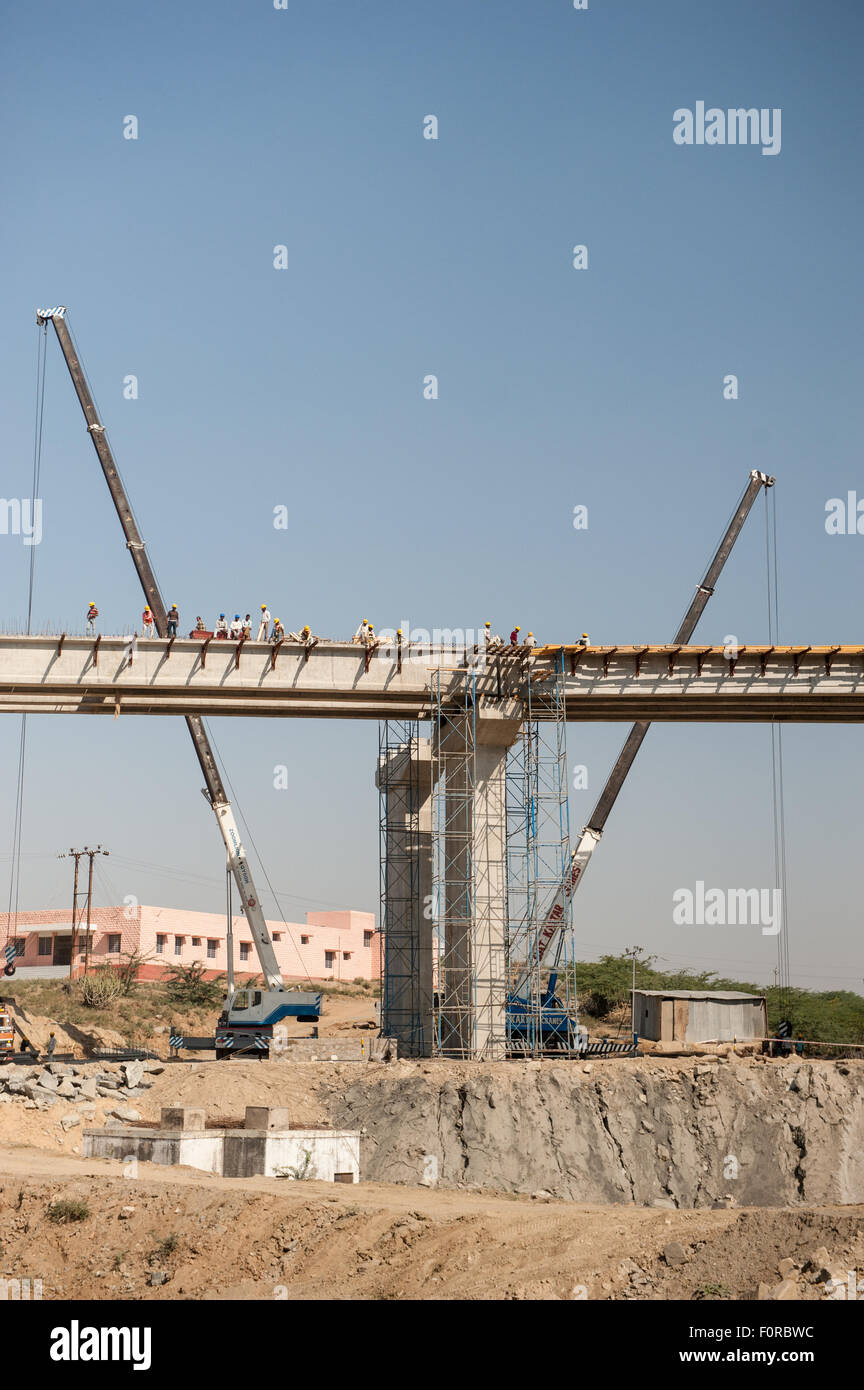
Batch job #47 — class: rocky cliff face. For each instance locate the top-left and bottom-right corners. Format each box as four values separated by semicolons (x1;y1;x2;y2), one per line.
336;1057;864;1207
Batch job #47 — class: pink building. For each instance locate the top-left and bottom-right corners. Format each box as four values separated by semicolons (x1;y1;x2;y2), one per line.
0;905;382;984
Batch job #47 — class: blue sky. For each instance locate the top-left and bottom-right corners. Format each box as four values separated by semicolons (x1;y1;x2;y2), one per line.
1;0;862;991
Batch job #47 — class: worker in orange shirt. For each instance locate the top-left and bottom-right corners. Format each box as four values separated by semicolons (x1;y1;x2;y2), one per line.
141;606;155;637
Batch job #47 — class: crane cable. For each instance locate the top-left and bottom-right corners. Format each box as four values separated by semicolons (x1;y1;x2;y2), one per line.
203;722;315;987
5;321;49;959
765;484;791;1016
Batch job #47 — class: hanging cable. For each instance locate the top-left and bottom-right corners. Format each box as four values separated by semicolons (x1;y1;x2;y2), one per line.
765;485;791;1017
202;722;315;986
5;322;49;955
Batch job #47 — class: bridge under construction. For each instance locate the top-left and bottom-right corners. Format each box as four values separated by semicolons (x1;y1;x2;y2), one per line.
2;308;846;1065
1;634;862;721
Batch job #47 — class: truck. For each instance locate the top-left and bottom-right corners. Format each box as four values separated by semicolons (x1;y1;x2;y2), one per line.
0;1006;15;1058
38;307;321;1058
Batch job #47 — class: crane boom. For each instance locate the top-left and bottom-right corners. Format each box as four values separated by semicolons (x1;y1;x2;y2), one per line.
37;307;289;997
513;469;775;996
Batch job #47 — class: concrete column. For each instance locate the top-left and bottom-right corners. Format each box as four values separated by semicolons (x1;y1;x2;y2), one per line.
376;738;434;1057
438;700;522;1060
472;704;522;1058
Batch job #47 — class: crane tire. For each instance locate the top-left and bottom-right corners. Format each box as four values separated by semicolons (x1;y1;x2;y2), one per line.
3;965;15;977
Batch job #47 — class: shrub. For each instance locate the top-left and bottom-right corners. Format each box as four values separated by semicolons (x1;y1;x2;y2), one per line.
79;968;124;1008
279;1149;315;1181
150;1233;180;1262
161;962;226;1009
113;951;149;996
47;1197;90;1224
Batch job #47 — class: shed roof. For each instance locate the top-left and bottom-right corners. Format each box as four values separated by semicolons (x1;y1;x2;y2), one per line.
633;989;764;1002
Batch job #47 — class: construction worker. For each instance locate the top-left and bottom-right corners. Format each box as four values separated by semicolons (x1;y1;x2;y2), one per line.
353;618;369;644
578;632;590;647
257;605;270;641
229;614;243;639
86;602;99;636
509;625;521;645
46;1031;56;1058
364;622;376;649
523;631;536;648
141;606;155;638
271;618;284;643
484;622;503;653
194;615;206;632
243;613;252;639
166;604;179;638
215;613;229;638
302;624;318;650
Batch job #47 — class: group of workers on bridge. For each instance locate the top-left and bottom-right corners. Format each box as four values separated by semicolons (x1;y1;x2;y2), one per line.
84;603;593;653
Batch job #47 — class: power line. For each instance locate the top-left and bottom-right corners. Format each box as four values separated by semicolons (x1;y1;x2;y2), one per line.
5;322;49;949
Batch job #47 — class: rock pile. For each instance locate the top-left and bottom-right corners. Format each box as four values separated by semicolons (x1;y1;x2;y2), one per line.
0;1058;164;1128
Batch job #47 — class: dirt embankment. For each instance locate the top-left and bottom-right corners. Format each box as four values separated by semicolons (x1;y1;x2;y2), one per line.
330;1056;864;1207
3;1054;863;1207
0;1165;861;1301
120;1054;864;1209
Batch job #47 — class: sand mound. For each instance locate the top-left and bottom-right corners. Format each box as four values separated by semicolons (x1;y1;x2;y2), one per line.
3;996;127;1055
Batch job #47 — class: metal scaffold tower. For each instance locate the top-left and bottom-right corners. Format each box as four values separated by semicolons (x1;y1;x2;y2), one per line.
430;670;477;1057
506;657;580;1056
378;718;432;1057
430;668;511;1060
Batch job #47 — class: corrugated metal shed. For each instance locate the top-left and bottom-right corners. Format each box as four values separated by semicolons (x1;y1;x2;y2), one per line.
632;989;767;1043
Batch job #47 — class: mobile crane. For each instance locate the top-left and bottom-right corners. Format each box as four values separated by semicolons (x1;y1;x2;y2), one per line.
37;308;320;1057
507;469;776;1054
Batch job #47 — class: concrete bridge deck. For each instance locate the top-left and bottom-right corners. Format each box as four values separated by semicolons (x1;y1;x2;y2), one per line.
0;634;862;722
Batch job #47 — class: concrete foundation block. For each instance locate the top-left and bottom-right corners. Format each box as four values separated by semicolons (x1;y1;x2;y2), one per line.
160;1106;206;1131
245;1106;291;1131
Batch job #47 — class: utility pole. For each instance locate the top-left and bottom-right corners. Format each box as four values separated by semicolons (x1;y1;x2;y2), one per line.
59;846;109;977
624;945;643;1045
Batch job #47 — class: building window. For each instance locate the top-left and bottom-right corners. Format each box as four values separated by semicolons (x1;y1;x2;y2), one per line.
343;952;351;961
13;939;24;958
107;935;121;954
38;936;52;956
240;943;251;962
324;951;336;969
301;934;310;945
156;934;166;955
363;931;373;948
191;937;201;947
206;940;217;959
273;933;281;942
174;937;183;956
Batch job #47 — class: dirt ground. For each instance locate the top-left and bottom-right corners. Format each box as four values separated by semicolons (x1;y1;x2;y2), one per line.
2;1050;862;1300
0;1146;861;1301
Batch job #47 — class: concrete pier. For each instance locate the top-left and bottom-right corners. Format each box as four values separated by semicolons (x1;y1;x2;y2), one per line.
437;702;521;1059
376;738;434;1057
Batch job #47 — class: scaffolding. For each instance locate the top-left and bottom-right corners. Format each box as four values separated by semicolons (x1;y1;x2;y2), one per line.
430;669;477;1057
378;718;431;1057
506;655;579;1055
430;666;515;1059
